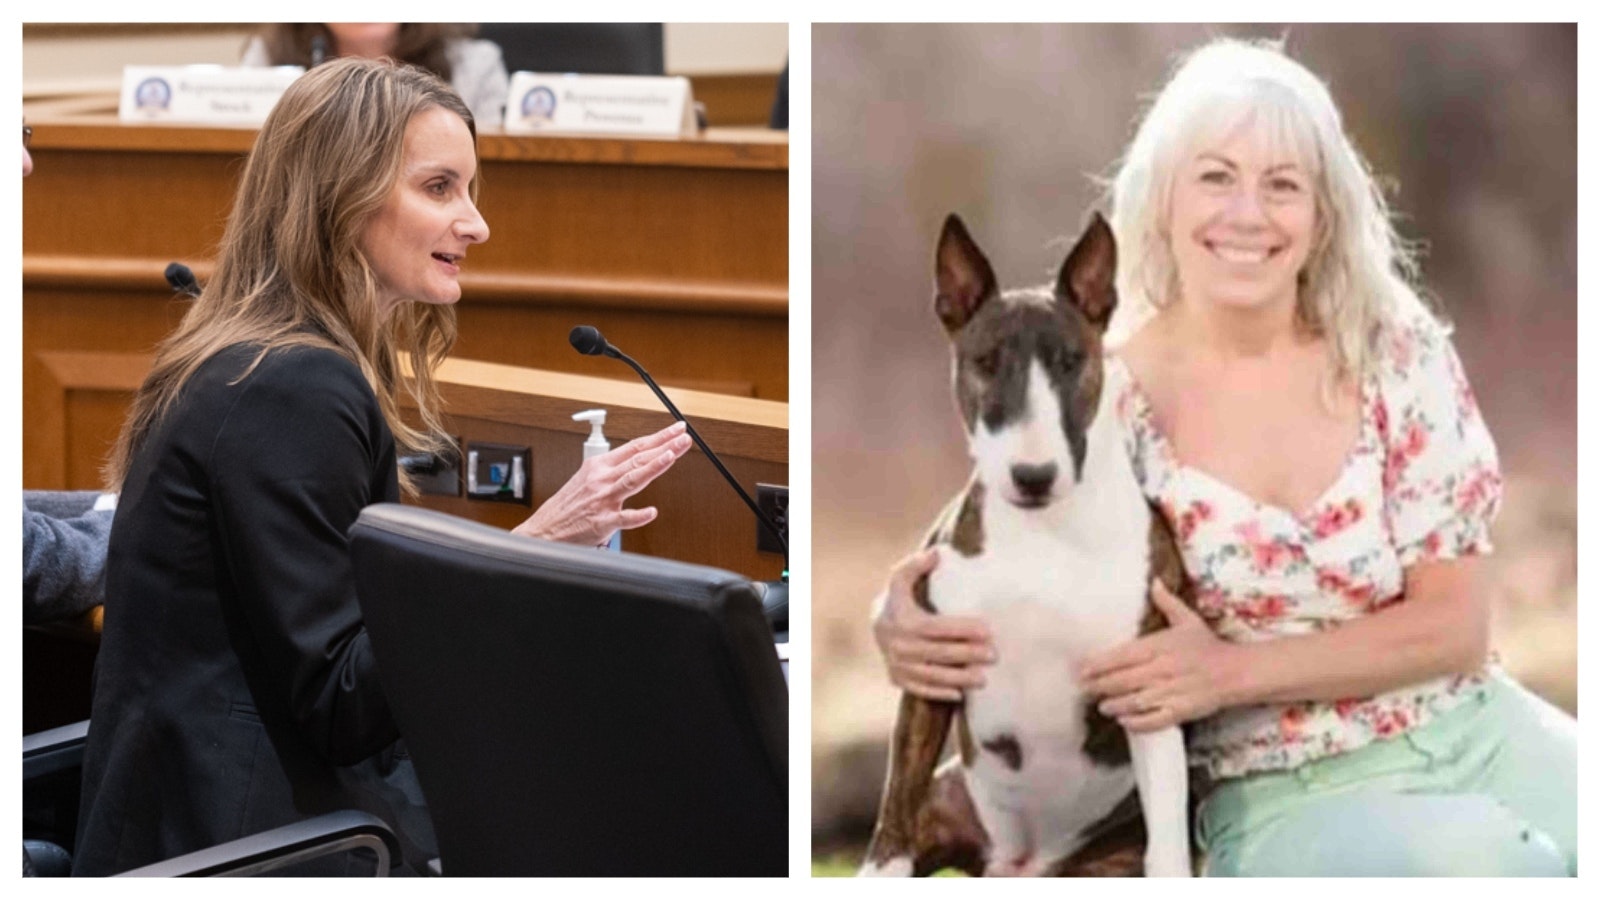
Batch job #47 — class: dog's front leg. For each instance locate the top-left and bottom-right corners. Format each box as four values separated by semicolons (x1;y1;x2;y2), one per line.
858;693;956;876
1127;726;1192;877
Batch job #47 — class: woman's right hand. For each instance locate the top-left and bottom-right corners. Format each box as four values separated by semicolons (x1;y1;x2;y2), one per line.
512;421;691;547
871;546;995;702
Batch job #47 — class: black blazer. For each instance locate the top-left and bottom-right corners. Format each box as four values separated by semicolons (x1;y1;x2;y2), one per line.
74;343;434;875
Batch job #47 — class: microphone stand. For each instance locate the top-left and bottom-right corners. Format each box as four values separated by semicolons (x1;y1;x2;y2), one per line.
605;347;789;573
573;328;788;635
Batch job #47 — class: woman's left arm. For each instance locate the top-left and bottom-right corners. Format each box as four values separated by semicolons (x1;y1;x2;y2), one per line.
1083;557;1490;732
512;421;690;546
1089;315;1500;732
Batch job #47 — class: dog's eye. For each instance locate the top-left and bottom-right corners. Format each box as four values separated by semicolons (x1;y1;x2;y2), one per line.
971;349;1000;377
1040;344;1081;371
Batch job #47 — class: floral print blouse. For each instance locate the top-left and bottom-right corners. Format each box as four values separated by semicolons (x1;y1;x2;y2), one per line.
1109;312;1502;780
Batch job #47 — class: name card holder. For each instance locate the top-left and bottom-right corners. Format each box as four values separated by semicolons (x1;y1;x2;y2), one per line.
119;66;304;126
502;72;696;138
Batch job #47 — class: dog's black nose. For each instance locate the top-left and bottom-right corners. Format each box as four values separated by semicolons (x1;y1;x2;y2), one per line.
1011;463;1058;501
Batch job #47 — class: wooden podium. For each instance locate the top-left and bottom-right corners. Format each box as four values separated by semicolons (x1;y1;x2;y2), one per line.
406;356;788;581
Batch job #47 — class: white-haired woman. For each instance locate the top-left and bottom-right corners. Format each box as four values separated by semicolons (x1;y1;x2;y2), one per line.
870;38;1575;876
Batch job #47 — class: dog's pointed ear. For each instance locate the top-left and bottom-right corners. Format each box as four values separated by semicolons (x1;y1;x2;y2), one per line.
935;214;997;333
1055;212;1117;331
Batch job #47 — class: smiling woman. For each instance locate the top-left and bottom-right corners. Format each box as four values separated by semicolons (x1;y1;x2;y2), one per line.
74;57;688;876
1169;135;1315;313
868;37;1575;877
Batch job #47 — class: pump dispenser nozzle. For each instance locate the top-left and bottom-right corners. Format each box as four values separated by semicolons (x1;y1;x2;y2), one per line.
573;409;620;551
573;408;608;452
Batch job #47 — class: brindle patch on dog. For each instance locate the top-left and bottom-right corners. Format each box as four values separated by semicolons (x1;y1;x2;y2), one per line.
1050;789;1148;877
956;709;978;767
911;760;989;877
950;482;985;557
861;692;959;871
1082;502;1196;767
1146;501;1193;605
1081;704;1132;768
911;570;934;614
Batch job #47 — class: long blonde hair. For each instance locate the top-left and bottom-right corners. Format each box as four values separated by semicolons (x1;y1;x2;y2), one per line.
1107;37;1434;386
106;57;474;495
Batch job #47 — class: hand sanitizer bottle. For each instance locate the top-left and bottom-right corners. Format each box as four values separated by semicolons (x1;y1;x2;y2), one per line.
573;408;621;551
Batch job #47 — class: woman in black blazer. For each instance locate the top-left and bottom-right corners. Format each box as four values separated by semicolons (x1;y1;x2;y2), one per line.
73;58;689;876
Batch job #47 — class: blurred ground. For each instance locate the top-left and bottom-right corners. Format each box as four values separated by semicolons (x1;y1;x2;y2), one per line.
810;23;1576;868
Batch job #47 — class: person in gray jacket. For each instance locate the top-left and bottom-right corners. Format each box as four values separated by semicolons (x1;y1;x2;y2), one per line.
23;491;113;624
21;122;113;625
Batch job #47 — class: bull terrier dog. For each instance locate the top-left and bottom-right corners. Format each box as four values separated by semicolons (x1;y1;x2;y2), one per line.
858;213;1193;877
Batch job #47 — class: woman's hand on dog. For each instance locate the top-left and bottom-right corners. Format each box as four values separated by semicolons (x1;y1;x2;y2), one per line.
512;421;691;547
872;547;996;702
1079;578;1241;732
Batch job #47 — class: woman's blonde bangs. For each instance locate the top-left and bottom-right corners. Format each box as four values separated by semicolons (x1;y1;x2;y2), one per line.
1108;37;1432;384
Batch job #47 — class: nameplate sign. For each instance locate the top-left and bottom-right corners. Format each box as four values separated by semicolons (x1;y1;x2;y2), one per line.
503;72;695;137
119;66;304;126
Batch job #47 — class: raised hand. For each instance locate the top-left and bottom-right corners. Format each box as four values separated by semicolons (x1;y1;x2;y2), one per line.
512;420;692;547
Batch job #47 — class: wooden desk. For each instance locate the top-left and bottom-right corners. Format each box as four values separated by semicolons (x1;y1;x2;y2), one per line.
408;357;788;581
23;118;787;491
21;360;787;733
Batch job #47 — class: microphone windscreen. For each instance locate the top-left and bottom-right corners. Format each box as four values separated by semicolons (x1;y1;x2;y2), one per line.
569;325;606;356
165;262;199;296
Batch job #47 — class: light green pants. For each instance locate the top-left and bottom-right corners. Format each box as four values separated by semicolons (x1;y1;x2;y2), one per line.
1196;672;1576;876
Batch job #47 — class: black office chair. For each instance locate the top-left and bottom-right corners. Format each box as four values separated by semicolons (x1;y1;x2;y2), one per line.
23;722;400;877
350;504;787;876
478;23;665;76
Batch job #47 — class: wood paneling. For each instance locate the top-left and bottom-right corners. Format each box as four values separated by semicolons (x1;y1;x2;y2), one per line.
691;72;784;127
22;357;785;734
23;288;191;490
405;357;788;581
23;118;787;491
29;352;787;581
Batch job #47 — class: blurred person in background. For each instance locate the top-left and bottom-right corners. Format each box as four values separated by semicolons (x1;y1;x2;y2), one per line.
870;38;1575;877
243;23;509;126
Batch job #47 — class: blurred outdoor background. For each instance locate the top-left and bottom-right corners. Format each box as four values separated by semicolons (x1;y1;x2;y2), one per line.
810;23;1576;871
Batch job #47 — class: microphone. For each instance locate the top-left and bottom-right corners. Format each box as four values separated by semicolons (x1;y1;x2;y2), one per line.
569;325;788;633
164;262;202;299
569;325;615;358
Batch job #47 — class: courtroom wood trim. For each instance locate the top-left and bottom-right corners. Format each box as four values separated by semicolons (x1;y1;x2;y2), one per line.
23;24;243;38
30;357;67;490
24;255;194;292
419;357;788;465
28;350;786;476
32;351;152;489
28;117;787;170
690;73;784;128
477;128;787;170
36;351;151;393
406;357;787;578
461;272;785;314
24;255;787;316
